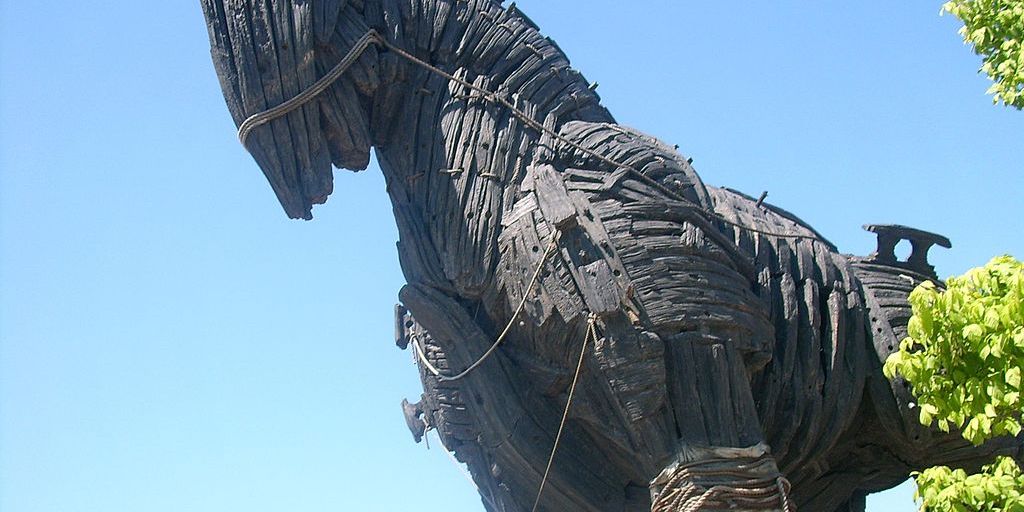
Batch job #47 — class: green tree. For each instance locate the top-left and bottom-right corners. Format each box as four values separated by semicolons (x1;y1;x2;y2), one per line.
941;0;1024;109
914;457;1023;511
884;255;1024;511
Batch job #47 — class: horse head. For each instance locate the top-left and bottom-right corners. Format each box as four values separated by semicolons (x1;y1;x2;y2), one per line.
201;0;378;219
202;0;592;220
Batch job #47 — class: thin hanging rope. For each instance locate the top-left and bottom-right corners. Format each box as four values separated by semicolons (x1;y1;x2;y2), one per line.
531;314;597;512
411;236;558;382
236;28;825;242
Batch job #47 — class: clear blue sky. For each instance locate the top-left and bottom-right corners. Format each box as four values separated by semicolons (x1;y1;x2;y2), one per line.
1;1;1021;511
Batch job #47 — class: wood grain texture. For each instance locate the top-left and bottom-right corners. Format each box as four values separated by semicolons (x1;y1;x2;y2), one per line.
200;1;1023;510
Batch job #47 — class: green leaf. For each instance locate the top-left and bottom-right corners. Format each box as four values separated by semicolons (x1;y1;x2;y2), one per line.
888;255;1024;444
1008;367;1022;390
944;0;1024;109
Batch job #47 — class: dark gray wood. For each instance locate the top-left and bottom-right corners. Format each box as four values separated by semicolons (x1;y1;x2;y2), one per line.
863;223;952;278
200;2;1023;511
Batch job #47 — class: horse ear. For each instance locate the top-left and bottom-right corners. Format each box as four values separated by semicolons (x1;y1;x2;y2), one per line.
314;0;348;45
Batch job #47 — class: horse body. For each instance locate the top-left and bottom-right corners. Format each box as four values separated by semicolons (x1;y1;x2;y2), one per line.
200;1;1019;510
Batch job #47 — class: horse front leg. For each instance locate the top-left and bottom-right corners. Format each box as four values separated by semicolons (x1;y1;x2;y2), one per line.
608;219;794;511
650;334;793;511
507;163;796;510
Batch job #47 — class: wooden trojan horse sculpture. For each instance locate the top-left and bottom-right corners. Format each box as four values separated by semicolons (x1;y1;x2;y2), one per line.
200;1;1022;510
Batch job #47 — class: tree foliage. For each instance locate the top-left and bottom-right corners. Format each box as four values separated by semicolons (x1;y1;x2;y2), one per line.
941;0;1024;109
885;255;1024;511
884;255;1024;444
913;457;1024;512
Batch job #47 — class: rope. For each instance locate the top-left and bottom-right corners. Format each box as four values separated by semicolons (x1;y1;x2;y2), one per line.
531;314;597;512
650;454;795;512
237;30;383;146
235;29;824;242
411;236;558;382
677;478;792;512
777;477;794;512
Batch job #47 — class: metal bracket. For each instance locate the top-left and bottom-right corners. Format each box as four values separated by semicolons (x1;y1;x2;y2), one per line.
394;304;414;350
401;397;427;443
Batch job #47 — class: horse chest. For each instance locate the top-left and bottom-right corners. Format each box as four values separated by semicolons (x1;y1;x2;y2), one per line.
381;71;550;297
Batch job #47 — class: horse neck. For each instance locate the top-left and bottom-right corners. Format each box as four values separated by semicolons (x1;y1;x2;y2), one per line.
371;0;615;210
368;0;614;293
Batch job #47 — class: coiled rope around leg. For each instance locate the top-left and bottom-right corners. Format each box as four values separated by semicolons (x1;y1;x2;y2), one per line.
650;451;795;512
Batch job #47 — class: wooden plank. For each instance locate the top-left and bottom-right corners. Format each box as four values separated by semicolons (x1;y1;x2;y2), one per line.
530;164;577;231
577;260;620;316
313;0;345;45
